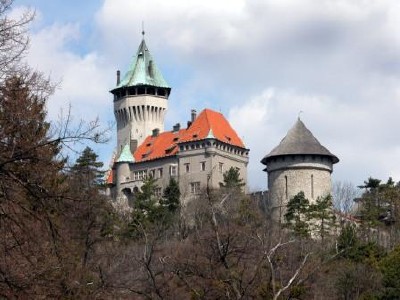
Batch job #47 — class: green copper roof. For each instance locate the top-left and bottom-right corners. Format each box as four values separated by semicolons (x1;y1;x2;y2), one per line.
117;144;135;163
116;39;170;89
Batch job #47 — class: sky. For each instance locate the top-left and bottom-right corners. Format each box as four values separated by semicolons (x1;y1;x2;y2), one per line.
13;0;400;191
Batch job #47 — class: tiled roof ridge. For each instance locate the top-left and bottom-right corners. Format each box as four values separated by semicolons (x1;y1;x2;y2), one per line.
132;108;246;163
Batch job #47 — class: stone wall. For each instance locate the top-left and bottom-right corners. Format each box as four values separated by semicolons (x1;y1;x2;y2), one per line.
267;155;333;222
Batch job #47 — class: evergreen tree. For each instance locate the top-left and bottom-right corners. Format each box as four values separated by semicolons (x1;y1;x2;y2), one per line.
127;177;164;236
308;195;336;240
161;178;181;213
222;167;245;189
71;146;104;188
284;191;310;237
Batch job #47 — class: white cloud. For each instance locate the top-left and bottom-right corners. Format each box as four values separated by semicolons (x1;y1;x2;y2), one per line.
26;22;114;122
229;87;400;190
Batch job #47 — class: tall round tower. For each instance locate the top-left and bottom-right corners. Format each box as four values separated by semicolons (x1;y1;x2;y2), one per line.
110;37;171;155
261;118;339;221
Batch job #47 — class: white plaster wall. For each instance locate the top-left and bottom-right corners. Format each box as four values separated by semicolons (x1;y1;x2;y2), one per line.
114;95;168;153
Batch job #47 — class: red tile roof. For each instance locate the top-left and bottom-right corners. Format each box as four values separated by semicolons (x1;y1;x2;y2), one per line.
134;108;245;162
106;169;114;185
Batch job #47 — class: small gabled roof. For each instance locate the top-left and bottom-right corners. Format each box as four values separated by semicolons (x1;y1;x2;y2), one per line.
133;109;246;163
114;39;170;90
261;119;339;165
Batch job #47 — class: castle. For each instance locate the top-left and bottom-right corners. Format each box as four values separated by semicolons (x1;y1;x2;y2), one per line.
106;37;249;206
261;118;339;221
106;36;339;215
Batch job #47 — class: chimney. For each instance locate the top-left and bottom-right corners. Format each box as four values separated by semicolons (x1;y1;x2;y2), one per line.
191;109;197;122
173;123;181;132
152;128;160;137
116;70;121;85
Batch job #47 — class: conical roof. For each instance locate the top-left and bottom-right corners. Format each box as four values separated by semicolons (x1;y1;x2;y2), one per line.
114;39;170;90
261;119;339;165
117;144;135;163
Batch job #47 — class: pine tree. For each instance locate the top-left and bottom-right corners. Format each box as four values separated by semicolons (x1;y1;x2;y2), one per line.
161;178;181;213
284;191;310;237
71;146;104;188
308;195;336;240
222;167;245;189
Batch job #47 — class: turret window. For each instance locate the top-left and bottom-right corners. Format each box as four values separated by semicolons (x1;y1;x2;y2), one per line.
285;175;288;200
311;174;314;199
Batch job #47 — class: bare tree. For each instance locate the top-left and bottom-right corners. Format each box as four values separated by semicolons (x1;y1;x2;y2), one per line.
333;181;360;213
0;0;34;79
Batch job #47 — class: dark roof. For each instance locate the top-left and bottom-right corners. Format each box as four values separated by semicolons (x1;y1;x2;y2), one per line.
261;119;339;165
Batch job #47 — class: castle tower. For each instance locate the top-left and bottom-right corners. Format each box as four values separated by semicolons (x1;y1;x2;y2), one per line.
110;36;171;155
261;118;339;221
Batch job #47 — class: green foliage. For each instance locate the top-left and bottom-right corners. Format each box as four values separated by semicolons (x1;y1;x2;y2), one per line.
308;195;336;240
357;177;400;229
284;191;310;237
161;178;181;213
337;224;384;263
71;146;104;188
379;246;400;298
127;177;178;238
222;167;245;189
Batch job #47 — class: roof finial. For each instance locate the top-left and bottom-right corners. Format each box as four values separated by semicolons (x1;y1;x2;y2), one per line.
141;21;145;38
298;110;303;120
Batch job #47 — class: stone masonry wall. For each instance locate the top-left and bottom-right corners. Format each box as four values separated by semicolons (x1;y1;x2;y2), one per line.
267;155;333;222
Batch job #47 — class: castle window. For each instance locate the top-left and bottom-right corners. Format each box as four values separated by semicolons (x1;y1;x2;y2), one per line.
219;162;224;173
158;89;166;96
185;163;190;173
190;182;201;194
311;174;314;199
149;169;155;179
158;168;163;178
170;165;177;177
200;161;206;171
285;175;288;200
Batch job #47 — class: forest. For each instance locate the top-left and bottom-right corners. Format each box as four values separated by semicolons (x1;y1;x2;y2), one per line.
1;1;400;299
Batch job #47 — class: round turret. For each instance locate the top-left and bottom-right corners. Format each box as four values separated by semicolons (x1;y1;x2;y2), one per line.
261;119;339;221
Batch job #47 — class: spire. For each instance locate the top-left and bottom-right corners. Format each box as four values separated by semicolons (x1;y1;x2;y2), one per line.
114;37;170;90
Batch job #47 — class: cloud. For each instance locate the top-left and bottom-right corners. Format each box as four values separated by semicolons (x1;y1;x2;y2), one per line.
26;21;115;122
229;86;400;190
